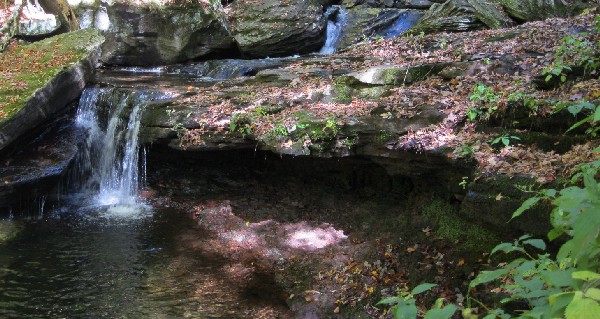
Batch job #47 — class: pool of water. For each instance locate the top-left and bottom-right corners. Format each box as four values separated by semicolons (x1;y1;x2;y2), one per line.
0;202;277;319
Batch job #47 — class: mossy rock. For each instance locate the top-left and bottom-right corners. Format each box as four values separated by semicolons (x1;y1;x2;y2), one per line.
458;174;552;237
499;0;579;21
348;62;450;87
0;28;104;151
423;197;501;252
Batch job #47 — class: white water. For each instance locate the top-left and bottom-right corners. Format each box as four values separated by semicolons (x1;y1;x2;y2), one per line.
74;88;166;210
319;6;347;55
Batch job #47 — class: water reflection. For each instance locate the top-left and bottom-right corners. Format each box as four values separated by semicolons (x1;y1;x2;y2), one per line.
0;206;251;318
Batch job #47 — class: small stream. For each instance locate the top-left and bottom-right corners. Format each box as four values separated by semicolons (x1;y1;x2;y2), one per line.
0;12;452;317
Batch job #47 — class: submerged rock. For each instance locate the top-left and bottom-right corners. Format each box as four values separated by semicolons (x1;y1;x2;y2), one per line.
69;0;233;65
226;0;329;57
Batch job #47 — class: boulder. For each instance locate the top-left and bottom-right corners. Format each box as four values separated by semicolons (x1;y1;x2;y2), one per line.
18;0;61;37
336;5;409;49
411;0;514;33
226;0;329;57
499;0;575;21
38;0;79;32
0;29;104;152
69;0;233;65
344;62;451;86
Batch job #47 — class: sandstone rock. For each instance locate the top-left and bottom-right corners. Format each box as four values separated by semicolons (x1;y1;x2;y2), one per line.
411;0;514;33
499;0;575;21
344;63;450;86
18;0;62;37
0;29;104;152
226;0;329;57
69;0;233;65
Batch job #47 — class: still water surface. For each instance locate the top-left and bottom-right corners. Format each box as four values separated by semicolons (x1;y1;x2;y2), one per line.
0;204;248;318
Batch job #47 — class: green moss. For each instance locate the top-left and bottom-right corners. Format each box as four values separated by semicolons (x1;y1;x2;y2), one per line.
423;198;499;251
333;83;355;103
0;29;103;121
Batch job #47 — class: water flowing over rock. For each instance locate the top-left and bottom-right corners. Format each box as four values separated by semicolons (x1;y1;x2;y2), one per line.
336;5;416;49
73;87;171;206
411;0;514;33
69;0;233;65
226;0;329;57
319;5;348;54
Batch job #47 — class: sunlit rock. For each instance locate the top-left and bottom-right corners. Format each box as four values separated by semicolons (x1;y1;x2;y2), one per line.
226;0;329;57
69;0;233;65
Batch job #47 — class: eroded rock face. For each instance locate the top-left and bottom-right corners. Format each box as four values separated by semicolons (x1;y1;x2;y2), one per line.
500;0;575;21
412;0;514;33
226;0;330;57
69;0;233;65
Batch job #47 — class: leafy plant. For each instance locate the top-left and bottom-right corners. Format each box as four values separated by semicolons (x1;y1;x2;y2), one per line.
455;143;475;157
378;283;456;319
229;113;253;138
467;83;502;121
490;134;520;147
542;14;599;83
382;157;600;319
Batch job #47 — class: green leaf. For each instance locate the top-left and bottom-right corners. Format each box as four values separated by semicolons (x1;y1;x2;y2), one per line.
572;271;600;281
491;243;514;255
545;74;552;82
424;304;457;319
542;269;573;287
470;269;509;287
594;105;600;122
565;292;600;319
378;296;402;305
585;288;600;301
548;228;564;241
392;301;418;319
512;197;541;220
523;239;547;251
412;283;437;295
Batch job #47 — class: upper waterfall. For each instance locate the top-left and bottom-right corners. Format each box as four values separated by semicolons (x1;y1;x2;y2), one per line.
319;6;347;55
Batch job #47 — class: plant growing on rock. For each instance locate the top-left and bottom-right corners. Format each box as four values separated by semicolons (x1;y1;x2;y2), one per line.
467;83;502;121
542;13;600;83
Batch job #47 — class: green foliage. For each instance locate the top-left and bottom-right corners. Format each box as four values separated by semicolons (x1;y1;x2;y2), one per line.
383;158;600;319
378;284;457;319
455;143;475;157
542;14;600;83
229;113;253;138
490;133;520;147
467;83;502;121
554;100;600;136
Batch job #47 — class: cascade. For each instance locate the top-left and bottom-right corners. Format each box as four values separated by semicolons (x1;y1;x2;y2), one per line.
319;5;347;55
382;11;422;39
73;87;169;207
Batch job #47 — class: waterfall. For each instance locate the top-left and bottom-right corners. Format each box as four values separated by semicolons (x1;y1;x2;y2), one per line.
382;11;422;39
319;6;347;55
73;87;167;207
